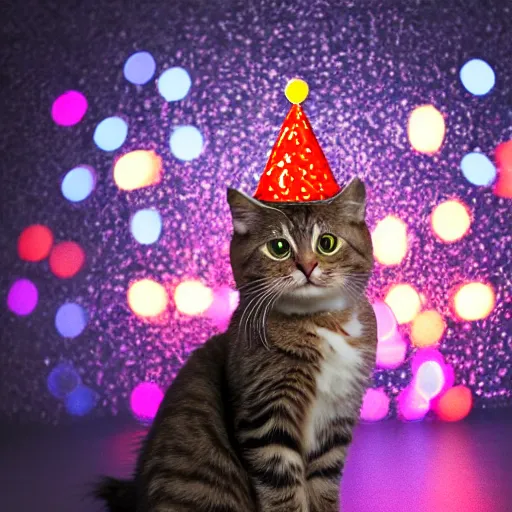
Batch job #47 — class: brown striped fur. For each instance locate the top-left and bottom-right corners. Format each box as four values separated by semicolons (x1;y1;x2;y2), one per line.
94;177;376;512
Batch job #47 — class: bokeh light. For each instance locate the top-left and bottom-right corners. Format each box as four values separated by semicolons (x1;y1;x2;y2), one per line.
414;361;445;400
460;58;496;96
376;330;407;369
17;224;53;262
93;116;128;151
453;282;495;321
61;166;96;202
384;284;421;324
460;152;496;186
51;90;88;126
285;78;309;104
372;301;398;343
49;241;85;278
174;280;214;316
205;286;239;330
7;279;38;316
47;362;81;399
372;216;408;266
411;310;446;348
65;384;98;416
123;51;156;85
128;279;169;318
113;150;163;191
130;382;164;423
433;385;473;422
157;67;192;101
494;140;512;198
407;104;446;154
130;209;162;245
397;386;430;421
55;303;88;338
169;126;204;161
360;388;390;422
431;199;471;243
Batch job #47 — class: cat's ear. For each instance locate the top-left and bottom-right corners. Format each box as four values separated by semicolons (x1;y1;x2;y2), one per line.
332;177;367;221
227;188;265;235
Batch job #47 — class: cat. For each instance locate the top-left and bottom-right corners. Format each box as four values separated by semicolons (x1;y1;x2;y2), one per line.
95;176;377;512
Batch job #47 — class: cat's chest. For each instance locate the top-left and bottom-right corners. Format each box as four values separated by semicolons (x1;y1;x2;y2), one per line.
304;315;366;451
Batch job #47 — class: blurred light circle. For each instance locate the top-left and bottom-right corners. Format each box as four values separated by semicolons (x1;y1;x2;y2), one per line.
174;280;214;316
360;388;390;422
55;303;88;338
431;200;471;243
158;67;191;101
169;125;204;161
128;279;169;318
61;166;96;202
7;279;38;316
415;361;445;400
47;362;82;399
18;224;54;262
372;301;398;343
493;140;512;199
460;152;496;187
407;105;445;154
93;116;128;151
65;384;98;416
460;58;495;96
130;209;162;245
130;382;164;423
397;386;430;422
376;330;407;369
49;241;85;278
51;90;88;126
453;282;495;321
123;51;156;85
384;284;421;324
205;286;238;331
434;386;473;422
411;310;446;348
113;150;163;191
372;216;408;266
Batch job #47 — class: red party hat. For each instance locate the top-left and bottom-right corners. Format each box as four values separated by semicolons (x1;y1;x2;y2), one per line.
254;79;341;202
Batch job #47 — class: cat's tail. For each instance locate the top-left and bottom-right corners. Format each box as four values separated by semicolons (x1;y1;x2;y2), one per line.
93;476;137;512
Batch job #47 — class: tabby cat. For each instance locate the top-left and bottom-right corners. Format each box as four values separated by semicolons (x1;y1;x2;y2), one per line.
95;177;377;512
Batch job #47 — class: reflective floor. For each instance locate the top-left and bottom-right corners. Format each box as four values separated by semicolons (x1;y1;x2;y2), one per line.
1;410;511;512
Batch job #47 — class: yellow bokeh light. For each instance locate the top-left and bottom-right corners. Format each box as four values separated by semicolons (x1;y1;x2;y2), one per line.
411;310;446;348
407;105;446;154
174;280;214;316
128;279;169;318
431;199;471;243
285;78;309;105
114;150;162;191
372;216;408;266
385;284;421;324
453;282;495;321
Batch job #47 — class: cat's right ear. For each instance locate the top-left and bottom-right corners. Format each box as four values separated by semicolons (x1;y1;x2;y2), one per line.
227;188;264;235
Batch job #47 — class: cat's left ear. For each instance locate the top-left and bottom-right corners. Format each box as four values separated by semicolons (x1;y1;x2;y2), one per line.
331;177;367;221
227;188;265;235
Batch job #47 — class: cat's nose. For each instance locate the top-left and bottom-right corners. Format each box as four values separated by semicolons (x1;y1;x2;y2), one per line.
296;261;318;279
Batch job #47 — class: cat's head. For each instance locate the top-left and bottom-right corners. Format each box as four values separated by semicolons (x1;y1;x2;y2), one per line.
227;177;373;315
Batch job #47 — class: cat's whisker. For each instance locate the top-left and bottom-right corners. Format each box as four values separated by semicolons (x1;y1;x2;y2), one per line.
260;280;293;349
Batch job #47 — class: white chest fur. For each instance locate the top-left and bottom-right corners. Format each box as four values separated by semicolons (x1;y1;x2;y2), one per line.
304;315;365;452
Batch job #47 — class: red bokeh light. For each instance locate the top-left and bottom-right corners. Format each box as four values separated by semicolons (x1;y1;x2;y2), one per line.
17;224;54;262
49;241;85;278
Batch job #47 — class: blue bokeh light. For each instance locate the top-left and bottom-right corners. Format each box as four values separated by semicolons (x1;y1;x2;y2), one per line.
55;303;88;338
93;116;128;151
130;208;163;245
65;384;98;416
460;59;496;96
157;67;192;102
170;125;204;161
47;362;81;399
123;51;156;85
460;152;497;186
61;166;95;202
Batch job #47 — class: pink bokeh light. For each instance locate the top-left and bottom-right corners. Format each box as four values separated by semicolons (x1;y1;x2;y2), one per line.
372;300;398;342
376;330;407;369
397;385;430;421
51;90;88;126
130;382;164;423
205;286;239;331
360;387;390;422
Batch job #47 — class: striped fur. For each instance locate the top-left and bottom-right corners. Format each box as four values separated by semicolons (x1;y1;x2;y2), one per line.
95;178;377;512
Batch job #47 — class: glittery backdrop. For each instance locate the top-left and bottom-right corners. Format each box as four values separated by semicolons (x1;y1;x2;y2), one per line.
1;0;511;425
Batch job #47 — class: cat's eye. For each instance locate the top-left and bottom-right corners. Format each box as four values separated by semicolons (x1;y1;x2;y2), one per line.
265;238;291;260
317;234;342;255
